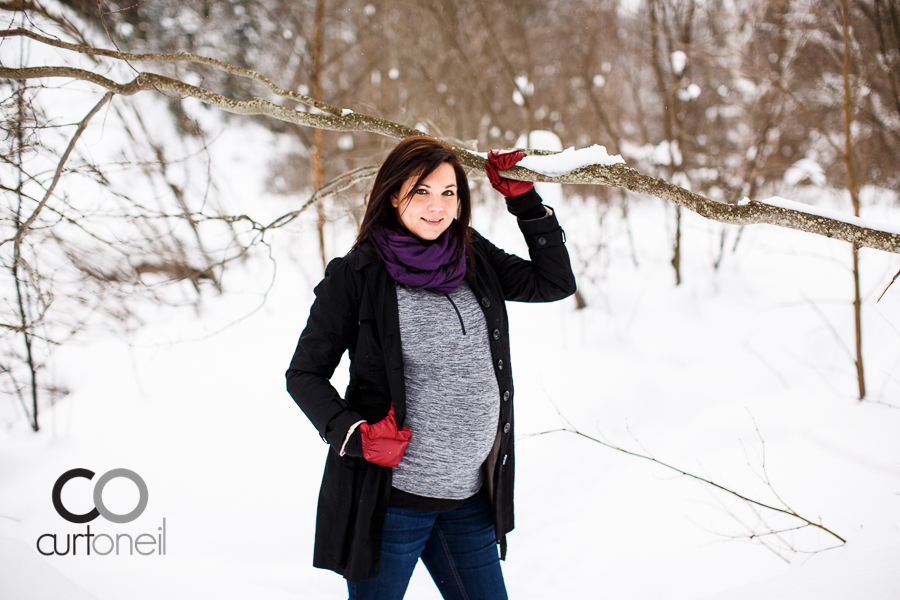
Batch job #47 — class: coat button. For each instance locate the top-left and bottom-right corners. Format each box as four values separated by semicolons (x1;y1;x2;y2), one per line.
481;297;491;308
503;391;510;401
497;359;503;370
537;236;547;246
502;454;508;466
503;423;510;433
492;329;500;340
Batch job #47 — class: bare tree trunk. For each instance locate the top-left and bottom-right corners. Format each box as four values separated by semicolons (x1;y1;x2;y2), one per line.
649;0;674;153
674;207;682;284
841;0;865;400
312;0;327;271
851;246;864;398
669;0;694;287
573;289;587;310
474;0;532;134
726;0;789;266
11;83;38;432
649;0;688;286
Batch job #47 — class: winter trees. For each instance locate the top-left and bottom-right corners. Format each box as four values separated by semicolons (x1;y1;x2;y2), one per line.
1;5;249;429
2;1;898;419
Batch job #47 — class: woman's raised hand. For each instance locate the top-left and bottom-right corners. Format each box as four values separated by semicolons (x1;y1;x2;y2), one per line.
359;405;412;468
484;149;534;198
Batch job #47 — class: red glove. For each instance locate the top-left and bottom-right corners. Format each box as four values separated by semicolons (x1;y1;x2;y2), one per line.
484;149;534;198
359;405;412;468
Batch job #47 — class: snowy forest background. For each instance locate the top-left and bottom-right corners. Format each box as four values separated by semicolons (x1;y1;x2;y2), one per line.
1;1;900;599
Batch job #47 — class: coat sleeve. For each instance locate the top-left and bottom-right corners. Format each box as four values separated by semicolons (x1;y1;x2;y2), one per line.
475;196;577;303
286;256;366;449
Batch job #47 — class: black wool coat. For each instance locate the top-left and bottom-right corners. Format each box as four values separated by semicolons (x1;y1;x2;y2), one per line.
286;207;576;582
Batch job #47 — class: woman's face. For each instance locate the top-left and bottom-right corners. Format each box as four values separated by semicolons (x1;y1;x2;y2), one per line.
391;162;459;241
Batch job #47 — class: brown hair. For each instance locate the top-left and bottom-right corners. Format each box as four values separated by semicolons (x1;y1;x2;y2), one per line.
353;136;472;272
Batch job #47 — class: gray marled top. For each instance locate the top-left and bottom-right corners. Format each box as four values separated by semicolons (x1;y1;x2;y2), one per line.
391;281;500;499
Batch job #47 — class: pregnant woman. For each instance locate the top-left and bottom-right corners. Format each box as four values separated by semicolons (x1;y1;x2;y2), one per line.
286;135;576;599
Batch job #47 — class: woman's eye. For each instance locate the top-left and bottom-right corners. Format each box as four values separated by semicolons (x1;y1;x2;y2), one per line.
415;188;428;195
442;190;455;196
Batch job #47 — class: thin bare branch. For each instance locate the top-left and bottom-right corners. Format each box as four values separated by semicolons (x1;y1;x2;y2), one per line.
877;267;900;302
522;425;846;545
14;91;112;247
0;28;344;115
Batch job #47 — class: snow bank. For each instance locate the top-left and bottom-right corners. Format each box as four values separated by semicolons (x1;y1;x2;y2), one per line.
698;542;900;600
3;190;900;600
0;537;99;600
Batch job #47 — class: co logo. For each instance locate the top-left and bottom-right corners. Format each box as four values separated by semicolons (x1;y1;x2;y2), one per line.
52;468;149;524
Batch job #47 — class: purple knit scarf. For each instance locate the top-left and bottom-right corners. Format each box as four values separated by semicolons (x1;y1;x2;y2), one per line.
371;226;466;293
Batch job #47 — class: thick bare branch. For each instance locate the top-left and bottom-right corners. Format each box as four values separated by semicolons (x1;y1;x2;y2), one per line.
501;162;900;255
3;29;900;255
0;63;424;137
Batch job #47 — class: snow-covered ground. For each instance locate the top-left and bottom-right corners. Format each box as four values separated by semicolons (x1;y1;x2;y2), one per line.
1;120;899;600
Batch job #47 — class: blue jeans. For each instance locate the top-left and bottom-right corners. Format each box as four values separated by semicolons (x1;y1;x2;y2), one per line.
347;489;508;600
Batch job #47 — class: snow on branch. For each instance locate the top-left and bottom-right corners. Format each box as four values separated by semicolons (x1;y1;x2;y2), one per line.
3;28;899;255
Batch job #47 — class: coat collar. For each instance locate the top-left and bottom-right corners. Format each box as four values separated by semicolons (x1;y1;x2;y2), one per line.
352;242;380;270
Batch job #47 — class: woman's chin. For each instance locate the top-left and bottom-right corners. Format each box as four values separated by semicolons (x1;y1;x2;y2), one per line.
409;226;448;242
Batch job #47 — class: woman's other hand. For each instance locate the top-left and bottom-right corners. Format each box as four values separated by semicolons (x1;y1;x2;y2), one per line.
359;405;412;468
484;149;534;198
485;150;545;219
